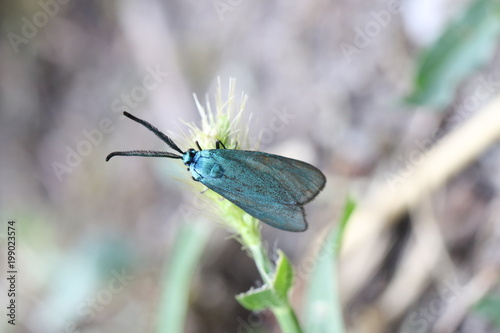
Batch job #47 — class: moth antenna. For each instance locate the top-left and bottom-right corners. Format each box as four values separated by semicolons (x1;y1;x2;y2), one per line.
196;141;203;151
123;112;185;155
106;150;182;162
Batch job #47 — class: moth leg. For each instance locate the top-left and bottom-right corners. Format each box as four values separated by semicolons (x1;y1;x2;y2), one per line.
196;141;203;151
216;140;227;149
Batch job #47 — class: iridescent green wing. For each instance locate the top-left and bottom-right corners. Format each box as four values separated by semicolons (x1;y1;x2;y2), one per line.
194;150;326;231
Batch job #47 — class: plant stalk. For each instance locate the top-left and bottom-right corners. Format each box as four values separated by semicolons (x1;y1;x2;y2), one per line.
273;303;304;333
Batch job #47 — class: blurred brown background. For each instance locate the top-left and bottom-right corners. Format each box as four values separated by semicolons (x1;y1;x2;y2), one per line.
1;0;500;332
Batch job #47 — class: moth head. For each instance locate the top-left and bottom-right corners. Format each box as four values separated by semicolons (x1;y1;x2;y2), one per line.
182;148;198;166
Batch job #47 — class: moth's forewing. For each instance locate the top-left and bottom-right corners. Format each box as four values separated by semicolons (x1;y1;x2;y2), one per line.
193;150;325;231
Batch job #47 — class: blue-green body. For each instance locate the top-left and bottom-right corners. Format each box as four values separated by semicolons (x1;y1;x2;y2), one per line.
106;112;326;232
183;149;326;231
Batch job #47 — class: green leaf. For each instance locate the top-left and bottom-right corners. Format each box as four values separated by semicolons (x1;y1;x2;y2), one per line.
405;0;500;108
236;286;282;311
156;222;210;333
273;250;294;300
237;250;295;311
335;196;356;256
303;197;356;333
237;250;303;332
474;293;500;329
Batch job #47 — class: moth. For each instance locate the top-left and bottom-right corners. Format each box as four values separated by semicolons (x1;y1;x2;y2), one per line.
106;112;326;232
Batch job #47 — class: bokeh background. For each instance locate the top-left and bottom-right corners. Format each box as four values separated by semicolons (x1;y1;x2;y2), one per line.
1;0;500;332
